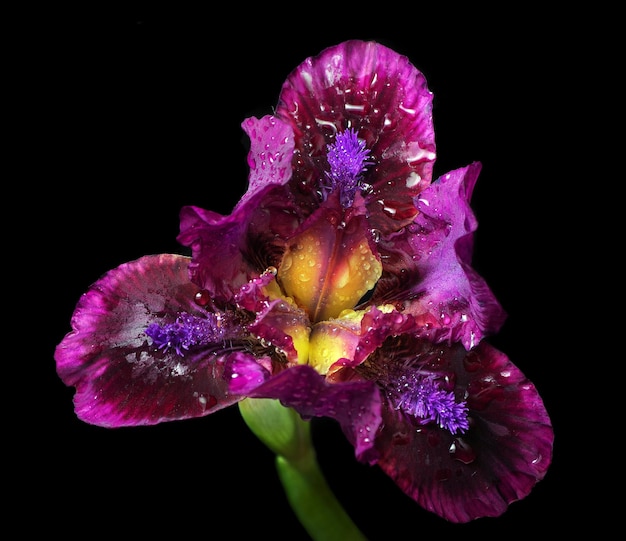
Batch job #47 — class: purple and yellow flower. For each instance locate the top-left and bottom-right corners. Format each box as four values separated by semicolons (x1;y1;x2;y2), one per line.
55;40;553;523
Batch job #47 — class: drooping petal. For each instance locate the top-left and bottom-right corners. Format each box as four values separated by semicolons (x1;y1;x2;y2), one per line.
373;163;507;349
275;39;435;234
246;364;382;462
54;254;242;427
372;339;553;523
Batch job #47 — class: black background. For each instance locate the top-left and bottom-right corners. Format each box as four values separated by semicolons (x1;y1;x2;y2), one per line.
22;8;599;539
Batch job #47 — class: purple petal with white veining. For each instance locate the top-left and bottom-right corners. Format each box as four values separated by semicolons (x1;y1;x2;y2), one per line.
54;254;242;427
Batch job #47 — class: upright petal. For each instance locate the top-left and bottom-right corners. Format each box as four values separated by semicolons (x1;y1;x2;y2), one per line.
373;163;507;349
178;205;254;299
275;39;435;234
178;116;299;299
238;115;295;208
55;254;242;427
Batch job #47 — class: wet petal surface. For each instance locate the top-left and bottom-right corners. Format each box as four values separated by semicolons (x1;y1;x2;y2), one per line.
373;340;553;522
373;163;507;349
278;199;381;322
275;40;435;235
55;254;242;426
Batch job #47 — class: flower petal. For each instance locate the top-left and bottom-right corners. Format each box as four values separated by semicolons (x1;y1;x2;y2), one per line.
248;297;311;365
223;352;272;394
277;197;381;322
238;114;295;207
178;116;300;300
373;163;507;349
374;340;553;522
55;254;241;427
312;305;418;375
275;39;435;234
177;185;300;300
247;364;382;461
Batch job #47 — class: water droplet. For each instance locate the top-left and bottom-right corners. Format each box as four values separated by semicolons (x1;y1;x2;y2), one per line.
449;437;476;464
281;254;293;272
381;203;397;216
406;172;421;187
194;290;211;306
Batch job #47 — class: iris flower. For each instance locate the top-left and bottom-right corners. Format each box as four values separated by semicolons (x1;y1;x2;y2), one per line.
55;40;553;529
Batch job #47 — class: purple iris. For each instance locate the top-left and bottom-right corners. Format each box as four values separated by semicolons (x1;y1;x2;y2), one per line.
55;40;553;523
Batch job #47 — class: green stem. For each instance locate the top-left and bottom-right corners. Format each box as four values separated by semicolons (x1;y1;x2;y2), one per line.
275;448;367;541
238;398;367;540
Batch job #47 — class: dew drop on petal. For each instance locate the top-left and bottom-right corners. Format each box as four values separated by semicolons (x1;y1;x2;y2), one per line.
449;437;476;464
194;290;211;306
281;254;293;272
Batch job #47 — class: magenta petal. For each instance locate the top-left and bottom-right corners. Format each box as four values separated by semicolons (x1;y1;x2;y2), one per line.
276;39;435;234
247;297;310;363
177;116;298;300
247;365;382;461
410;163;507;347
375;163;506;349
223;352;272;394
374;340;553;522
239;115;295;207
177;204;257;300
178;186;301;302
54;254;241;427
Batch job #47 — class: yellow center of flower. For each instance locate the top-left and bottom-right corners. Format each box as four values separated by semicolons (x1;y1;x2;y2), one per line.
277;229;382;323
308;309;365;375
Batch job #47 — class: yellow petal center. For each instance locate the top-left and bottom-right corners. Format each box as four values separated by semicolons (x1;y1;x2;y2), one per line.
277;229;382;323
308;309;365;375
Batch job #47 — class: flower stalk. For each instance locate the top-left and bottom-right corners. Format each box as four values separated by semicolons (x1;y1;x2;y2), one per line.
239;398;367;540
